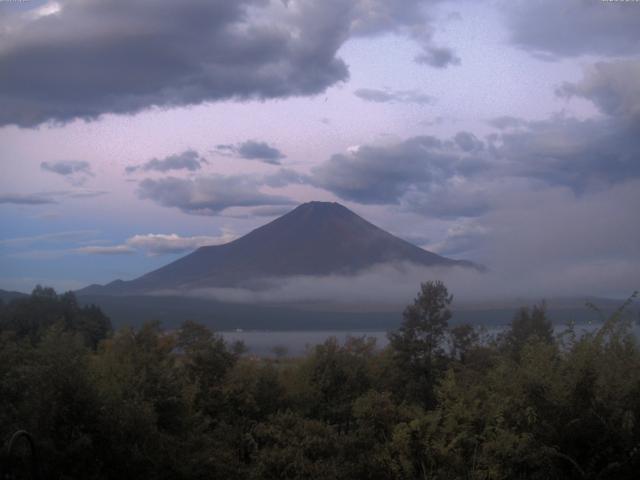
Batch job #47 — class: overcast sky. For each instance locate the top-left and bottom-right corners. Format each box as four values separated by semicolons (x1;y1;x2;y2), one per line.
1;0;639;298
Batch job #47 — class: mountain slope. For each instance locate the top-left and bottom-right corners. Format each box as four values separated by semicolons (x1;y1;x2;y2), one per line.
79;201;480;295
0;289;29;303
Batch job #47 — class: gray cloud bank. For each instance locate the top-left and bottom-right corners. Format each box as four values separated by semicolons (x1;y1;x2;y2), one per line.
0;0;455;127
504;0;640;59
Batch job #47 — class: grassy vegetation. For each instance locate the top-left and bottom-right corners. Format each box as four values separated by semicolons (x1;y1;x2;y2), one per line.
1;284;639;479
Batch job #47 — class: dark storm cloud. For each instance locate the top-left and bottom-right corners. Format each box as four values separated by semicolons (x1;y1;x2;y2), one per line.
137;175;294;215
504;0;640;59
491;60;640;191
126;150;206;174
214;141;286;165
0;193;56;205
311;134;488;207
415;46;461;68
0;0;455;127
494;116;640;191
354;88;434;104
0;0;349;127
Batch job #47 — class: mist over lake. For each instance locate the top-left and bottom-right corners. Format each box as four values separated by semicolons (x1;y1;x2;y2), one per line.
222;323;640;357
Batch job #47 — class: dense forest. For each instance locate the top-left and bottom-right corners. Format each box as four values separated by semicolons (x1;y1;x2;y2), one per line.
1;283;639;479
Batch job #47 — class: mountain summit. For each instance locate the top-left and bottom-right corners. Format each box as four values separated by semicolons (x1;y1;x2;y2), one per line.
80;201;480;295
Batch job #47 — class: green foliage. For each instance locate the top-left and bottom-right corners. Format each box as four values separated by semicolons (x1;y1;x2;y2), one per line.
502;302;554;359
301;336;375;428
0;286;111;348
388;280;453;406
1;285;639;479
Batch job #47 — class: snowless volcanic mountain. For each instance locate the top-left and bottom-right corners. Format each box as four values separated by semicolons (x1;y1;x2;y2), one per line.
80;201;481;295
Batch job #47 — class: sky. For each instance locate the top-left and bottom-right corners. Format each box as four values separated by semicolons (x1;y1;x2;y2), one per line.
0;0;639;299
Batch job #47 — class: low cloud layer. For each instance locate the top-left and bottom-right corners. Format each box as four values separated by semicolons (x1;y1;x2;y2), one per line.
126;150;207;174
175;259;640;307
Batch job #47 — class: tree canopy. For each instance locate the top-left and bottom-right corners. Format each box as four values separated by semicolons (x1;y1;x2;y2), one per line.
1;285;639;479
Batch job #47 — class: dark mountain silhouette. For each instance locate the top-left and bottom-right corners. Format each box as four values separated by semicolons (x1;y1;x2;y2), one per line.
0;289;28;303
78;201;482;295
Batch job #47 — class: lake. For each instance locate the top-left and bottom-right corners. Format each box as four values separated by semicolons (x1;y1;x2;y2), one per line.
222;322;640;357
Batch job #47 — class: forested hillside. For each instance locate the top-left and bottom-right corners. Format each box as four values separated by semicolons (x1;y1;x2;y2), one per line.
1;283;639;479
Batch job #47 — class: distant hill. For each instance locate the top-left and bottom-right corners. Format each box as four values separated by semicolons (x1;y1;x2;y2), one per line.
79;201;482;296
0;289;28;303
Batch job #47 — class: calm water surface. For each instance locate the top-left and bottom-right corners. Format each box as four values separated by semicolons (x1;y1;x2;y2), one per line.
222;323;640;357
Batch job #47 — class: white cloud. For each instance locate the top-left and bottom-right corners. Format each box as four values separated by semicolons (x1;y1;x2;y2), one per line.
127;231;236;255
73;230;237;256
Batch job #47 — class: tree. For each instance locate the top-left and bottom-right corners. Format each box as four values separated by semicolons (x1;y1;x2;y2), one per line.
388;280;453;406
176;320;238;419
0;287;111;348
503;302;553;359
449;323;479;363
303;337;374;429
